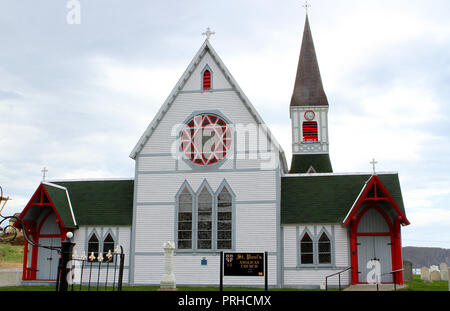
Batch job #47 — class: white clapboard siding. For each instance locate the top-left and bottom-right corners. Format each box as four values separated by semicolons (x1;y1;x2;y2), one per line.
135;205;175;252
133;254;277;286
118;227;132;266
282;224;351;287
235;203;277;252
182;51;232;91
334;225;350;267
138;156;176;172
283;227;297;267
140;91;277;155
136;170;277;203
284;269;350;287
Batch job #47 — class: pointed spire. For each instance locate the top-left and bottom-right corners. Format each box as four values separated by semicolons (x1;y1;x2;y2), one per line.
290;15;328;107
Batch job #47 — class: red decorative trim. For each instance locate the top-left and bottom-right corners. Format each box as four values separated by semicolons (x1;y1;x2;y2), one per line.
304;110;315;121
349;201;404;285
16;184;68;281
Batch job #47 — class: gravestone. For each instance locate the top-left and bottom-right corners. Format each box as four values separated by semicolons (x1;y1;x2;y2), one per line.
421;267;430;283
430;270;441;282
403;261;413;282
439;263;448;281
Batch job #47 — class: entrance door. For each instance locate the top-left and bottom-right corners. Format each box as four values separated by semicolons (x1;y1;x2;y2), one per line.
36;237;60;280
357;236;392;283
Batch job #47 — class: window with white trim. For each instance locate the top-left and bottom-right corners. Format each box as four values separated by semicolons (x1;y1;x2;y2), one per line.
300;232;314;264
217;187;232;250
197;187;213;249
177;188;193;250
318;232;331;264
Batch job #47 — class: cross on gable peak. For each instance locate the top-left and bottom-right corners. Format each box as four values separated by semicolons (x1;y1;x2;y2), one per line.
41;167;48;181
370;158;378;175
202;27;215;40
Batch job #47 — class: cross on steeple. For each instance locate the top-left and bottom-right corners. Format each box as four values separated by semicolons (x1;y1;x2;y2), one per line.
41;167;48;181
370;159;378;175
302;0;311;15
202;27;215;40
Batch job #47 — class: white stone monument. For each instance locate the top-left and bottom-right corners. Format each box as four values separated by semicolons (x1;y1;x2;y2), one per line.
430;270;441;282
160;241;177;290
421;267;430;283
439;263;448;281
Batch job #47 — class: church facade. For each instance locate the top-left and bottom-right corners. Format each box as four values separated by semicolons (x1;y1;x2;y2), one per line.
15;15;410;288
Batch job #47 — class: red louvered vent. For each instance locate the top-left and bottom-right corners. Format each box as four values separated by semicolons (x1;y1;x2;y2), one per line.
203;70;211;90
302;121;318;142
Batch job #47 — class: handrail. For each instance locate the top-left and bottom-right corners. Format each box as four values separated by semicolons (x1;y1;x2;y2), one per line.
380;268;404;291
325;267;352;291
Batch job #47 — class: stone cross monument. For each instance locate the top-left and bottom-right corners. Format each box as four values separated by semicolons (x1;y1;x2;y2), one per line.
160;241;177;290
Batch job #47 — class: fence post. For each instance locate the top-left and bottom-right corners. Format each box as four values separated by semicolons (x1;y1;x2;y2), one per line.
117;246;125;291
57;233;75;292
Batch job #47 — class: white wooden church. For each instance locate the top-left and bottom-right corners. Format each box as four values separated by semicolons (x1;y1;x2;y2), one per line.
15;15;410;288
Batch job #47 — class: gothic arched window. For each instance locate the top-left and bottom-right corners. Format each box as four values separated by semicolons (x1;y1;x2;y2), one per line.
318;232;331;264
177;188;193;250
217;187;232;250
88;234;99;261
300;232;314;264
197;187;213;249
103;234;115;262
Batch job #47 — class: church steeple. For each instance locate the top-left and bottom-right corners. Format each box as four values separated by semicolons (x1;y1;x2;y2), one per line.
289;14;333;174
290;15;328;108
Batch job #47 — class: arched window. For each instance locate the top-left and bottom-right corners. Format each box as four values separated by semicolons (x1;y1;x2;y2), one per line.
103;234;115;262
197;187;212;249
177;188;193;250
300;232;314;264
203;70;211;90
217;187;232;250
88;234;99;261
318;232;331;264
303;121;318;142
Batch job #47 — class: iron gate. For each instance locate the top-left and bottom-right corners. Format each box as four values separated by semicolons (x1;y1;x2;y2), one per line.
56;237;125;292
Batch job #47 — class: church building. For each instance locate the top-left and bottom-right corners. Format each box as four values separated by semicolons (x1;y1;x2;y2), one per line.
15;15;410;288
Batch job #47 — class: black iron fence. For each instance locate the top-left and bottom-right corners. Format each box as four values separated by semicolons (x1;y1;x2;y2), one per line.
56;237;125;292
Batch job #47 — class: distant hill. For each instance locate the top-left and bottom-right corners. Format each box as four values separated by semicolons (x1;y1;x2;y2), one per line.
403;246;450;268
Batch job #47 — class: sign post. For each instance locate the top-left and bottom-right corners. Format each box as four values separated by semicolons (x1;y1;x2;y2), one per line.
219;252;268;291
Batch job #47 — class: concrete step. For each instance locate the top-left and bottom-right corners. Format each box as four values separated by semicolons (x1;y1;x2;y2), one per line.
344;284;408;291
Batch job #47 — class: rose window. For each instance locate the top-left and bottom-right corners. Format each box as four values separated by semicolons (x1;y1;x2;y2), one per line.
180;114;232;166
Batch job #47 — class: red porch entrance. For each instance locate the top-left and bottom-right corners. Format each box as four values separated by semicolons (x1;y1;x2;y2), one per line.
344;175;410;285
14;184;71;281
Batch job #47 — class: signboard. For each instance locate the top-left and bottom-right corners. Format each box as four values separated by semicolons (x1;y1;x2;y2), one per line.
223;253;264;276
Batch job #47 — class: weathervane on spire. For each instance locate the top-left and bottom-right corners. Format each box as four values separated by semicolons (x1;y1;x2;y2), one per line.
302;0;311;15
202;27;215;40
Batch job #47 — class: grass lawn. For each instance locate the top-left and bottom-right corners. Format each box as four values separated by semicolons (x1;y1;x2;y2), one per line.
0;244;23;268
400;274;449;291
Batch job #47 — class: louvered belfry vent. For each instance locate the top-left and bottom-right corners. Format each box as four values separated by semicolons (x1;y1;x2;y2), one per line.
302;121;318;142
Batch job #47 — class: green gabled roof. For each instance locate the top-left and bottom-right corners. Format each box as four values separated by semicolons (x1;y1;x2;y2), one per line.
290;154;333;174
49;179;134;226
42;184;77;228
281;173;405;225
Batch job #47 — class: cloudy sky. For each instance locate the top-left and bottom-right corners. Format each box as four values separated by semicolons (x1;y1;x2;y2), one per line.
1;0;449;248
